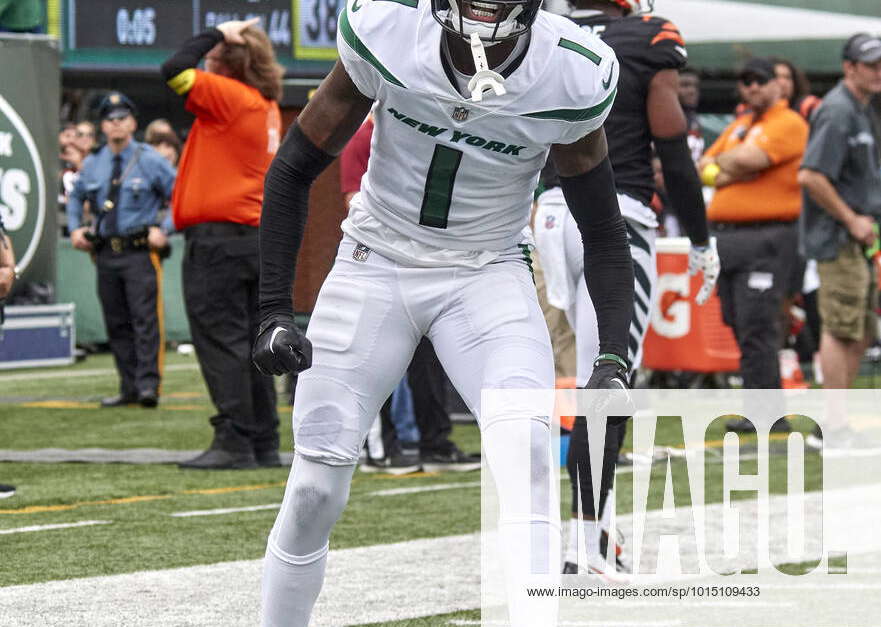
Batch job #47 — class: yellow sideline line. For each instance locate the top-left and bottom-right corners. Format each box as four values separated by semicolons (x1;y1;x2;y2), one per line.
0;482;287;516
620;431;796;454
15;401;293;412
181;482;286;496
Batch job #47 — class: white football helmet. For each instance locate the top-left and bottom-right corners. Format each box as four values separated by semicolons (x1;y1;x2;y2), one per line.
432;0;542;43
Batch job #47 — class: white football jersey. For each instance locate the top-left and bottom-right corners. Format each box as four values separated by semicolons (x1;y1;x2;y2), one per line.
337;0;618;265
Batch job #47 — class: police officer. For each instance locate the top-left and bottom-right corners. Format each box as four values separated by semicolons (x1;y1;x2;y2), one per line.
68;92;176;408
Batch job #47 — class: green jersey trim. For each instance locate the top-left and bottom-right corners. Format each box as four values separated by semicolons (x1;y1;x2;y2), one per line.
558;38;602;66
339;9;407;88
521;87;617;122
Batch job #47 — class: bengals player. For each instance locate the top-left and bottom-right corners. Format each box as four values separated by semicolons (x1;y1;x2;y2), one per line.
535;0;720;579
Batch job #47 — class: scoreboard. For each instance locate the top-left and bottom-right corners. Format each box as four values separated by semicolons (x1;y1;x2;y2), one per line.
62;0;341;74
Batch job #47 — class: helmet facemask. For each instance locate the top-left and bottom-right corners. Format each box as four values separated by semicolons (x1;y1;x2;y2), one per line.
431;0;541;45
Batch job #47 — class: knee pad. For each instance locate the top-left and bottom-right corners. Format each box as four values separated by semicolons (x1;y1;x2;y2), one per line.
293;375;367;465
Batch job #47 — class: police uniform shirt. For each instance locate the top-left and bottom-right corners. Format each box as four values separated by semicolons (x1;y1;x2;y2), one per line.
67;141;176;237
801;81;881;261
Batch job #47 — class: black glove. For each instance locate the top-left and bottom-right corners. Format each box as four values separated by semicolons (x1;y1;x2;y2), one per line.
252;314;312;376
585;354;632;427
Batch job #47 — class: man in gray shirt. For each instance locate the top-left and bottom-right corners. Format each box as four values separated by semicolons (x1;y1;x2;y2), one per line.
799;33;881;394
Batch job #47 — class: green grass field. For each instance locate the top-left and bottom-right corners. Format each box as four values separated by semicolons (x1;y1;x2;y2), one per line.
0;352;836;625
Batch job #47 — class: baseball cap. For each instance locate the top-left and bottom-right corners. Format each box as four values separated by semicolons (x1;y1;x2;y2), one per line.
738;57;775;84
98;92;137;120
843;33;881;63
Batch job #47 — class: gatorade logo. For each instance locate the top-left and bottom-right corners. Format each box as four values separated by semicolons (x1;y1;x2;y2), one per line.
0;94;45;274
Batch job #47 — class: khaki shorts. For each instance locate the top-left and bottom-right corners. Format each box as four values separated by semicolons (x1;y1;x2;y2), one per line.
817;241;878;342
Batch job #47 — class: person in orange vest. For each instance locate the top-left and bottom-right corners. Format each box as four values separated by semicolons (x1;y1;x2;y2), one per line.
699;57;808;433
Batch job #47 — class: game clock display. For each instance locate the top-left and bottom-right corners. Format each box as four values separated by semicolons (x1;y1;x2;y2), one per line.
63;0;341;67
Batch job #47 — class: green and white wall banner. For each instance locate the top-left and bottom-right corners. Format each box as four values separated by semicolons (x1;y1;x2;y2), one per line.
0;35;60;295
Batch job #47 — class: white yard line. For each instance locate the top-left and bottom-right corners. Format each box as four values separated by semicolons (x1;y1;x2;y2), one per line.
170;504;280;518
369;481;481;497
0;520;111;535
1;487;879;626
0;363;198;384
0;533;481;627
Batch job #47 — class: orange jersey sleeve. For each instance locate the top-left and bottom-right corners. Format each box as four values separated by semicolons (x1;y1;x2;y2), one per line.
184;70;258;124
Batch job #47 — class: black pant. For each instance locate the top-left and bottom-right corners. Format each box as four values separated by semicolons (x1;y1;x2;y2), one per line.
567;418;625;518
96;247;162;396
714;221;797;389
409;337;454;455
183;223;278;453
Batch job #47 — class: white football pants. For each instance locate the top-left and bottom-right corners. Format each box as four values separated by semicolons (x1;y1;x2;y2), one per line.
262;236;559;626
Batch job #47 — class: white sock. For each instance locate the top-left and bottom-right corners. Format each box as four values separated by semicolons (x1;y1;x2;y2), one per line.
261;542;328;627
261;454;355;626
580;518;601;560
565;518;579;563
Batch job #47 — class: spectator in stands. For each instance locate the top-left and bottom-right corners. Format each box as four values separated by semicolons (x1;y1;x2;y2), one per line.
798;34;881;395
144;118;175;145
678;68;705;163
770;58;822;383
699;57;808;431
161;19;285;470
772;58;822;121
59;122;77;151
0;0;43;33
148;131;182;167
75;121;97;155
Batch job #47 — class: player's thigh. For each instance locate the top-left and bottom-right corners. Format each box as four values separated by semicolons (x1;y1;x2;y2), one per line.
428;259;555;418
293;247;420;465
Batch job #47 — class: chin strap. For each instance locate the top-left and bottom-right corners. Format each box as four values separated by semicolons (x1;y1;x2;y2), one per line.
467;32;506;102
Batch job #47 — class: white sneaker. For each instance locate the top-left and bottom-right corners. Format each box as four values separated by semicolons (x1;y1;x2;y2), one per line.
585;553;632;586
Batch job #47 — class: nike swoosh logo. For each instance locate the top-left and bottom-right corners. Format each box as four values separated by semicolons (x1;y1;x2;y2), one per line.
268;327;287;354
352;0;363;11
602;63;615;90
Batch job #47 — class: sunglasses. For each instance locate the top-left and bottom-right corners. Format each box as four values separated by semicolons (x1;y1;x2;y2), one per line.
740;75;770;87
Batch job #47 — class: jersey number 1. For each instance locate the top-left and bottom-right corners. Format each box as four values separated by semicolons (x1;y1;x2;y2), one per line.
419;144;463;229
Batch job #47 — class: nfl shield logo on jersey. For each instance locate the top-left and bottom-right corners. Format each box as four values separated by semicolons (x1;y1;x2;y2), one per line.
451;106;470;121
352;243;372;262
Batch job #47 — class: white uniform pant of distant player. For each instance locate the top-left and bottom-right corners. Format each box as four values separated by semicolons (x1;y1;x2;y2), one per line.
534;188;657;383
262;237;560;627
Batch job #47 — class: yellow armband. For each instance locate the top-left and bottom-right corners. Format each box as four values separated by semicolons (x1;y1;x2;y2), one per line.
700;163;721;187
167;68;197;96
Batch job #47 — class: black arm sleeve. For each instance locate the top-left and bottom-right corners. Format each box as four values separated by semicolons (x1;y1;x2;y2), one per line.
259;124;335;324
160;29;224;81
653;134;709;245
558;158;634;362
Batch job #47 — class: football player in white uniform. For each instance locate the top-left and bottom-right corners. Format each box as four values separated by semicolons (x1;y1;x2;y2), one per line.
252;0;635;622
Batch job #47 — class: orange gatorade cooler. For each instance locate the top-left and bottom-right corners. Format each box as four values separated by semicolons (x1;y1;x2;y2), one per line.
642;238;740;373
